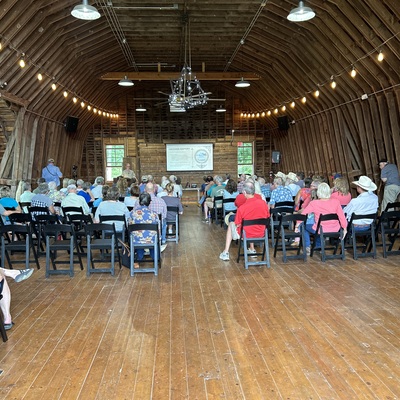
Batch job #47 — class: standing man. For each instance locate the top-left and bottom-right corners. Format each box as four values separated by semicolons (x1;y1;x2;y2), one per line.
122;162;136;180
378;158;400;212
42;158;63;188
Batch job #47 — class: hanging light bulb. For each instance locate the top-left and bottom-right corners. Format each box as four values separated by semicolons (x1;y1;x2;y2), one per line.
81;101;85;108
351;67;357;78
73;97;78;104
240;112;244;117
93;108;97;114
256;112;260;118
51;82;57;91
87;105;91;111
314;90;320;97
377;51;384;62
267;110;271;116
261;112;265;117
290;101;295;108
274;108;278;114
63;91;68;98
243;113;247;117
330;77;337;89
19;55;26;68
281;105;286;112
37;73;43;81
301;96;307;104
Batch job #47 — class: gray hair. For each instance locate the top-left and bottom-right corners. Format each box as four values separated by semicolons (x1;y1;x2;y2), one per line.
48;181;57;190
23;182;32;191
67;184;77;192
38;183;49;194
273;177;284;186
95;176;104;185
76;179;84;187
243;181;255;195
214;175;223;184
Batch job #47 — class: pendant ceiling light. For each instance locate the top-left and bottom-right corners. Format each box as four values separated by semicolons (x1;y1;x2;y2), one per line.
135;104;147;112
287;1;315;22
216;105;226;113
235;77;250;88
118;76;134;87
71;0;101;20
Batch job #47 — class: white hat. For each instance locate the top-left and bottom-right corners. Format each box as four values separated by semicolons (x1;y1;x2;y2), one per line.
275;171;286;180
287;172;298;182
352;176;377;191
225;212;235;226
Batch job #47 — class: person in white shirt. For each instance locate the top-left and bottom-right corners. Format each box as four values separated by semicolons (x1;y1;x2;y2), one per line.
61;184;90;215
343;176;378;230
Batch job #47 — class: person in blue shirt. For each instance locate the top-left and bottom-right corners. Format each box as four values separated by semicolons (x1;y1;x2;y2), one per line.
42;158;63;188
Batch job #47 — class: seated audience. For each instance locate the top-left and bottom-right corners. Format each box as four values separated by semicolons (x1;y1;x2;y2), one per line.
223;179;239;212
300;183;347;254
77;181;95;203
0;186;21;212
60;177;70;196
125;184;140;207
269;177;293;208
48;181;64;203
296;172;305;188
162;183;184;234
61;184;90;215
93;185;109;207
94;186;130;232
330;177;351;207
219;181;270;261
258;177;271;199
130;193;160;262
91;176;105;199
139;176;148;193
286;172;301;196
30;183;56;216
0;203;21;225
203;175;225;222
294;177;313;211
343;176;379;230
234;178;263;208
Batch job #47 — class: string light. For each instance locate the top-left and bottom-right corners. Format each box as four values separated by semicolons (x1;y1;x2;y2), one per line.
350;67;357;78
19;55;26;68
80;101;85;108
281;105;286;112
267;110;271;116
301;97;307;104
377;50;384;62
314;90;320;97
37;73;43;81
63;91;68;98
261;111;265;117
51;83;57;91
290;101;295;108
87;105;91;111
73;97;78;104
330;77;337;89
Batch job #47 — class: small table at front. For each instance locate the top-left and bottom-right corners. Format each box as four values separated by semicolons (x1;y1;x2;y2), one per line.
182;188;200;202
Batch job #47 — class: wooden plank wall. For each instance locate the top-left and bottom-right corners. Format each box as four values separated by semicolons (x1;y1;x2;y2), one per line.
272;88;400;182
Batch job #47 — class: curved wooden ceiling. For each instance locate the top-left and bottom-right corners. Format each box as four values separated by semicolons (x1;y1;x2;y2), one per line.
0;0;399;134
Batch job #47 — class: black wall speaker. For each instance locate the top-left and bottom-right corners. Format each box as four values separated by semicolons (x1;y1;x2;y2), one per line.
64;116;79;133
277;115;289;131
272;151;281;164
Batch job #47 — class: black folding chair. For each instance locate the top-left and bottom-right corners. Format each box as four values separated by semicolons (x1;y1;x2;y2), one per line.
346;213;377;259
310;214;345;261
274;214;307;262
379;210;400;258
84;223;121;276
43;224;83;278
269;201;295;248
0;224;41;270
237;218;270;269
128;223;161;276
166;206;179;243
220;198;236;228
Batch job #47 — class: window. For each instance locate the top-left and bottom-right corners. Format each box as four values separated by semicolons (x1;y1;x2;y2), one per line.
105;144;124;181
237;142;254;176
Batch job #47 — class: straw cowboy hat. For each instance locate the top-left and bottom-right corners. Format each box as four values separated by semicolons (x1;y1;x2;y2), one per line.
286;172;298;182
225;212;235;226
275;171;286;180
352;176;377;191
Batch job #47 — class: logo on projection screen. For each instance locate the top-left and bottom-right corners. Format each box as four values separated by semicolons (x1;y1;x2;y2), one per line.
195;149;209;168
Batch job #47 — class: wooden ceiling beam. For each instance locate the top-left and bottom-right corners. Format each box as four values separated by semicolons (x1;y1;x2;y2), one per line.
100;72;261;81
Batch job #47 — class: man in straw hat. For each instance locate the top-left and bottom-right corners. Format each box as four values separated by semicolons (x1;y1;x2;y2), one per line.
42;158;63;188
343;176;379;230
378;158;400;212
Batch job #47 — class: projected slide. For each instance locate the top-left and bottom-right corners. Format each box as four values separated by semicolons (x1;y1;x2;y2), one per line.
166;143;213;171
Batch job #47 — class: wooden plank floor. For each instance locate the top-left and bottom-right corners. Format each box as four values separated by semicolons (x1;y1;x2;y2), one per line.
1;205;400;399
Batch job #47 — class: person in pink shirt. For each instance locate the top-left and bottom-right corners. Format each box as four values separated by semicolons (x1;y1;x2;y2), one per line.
300;183;347;254
330;177;352;207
